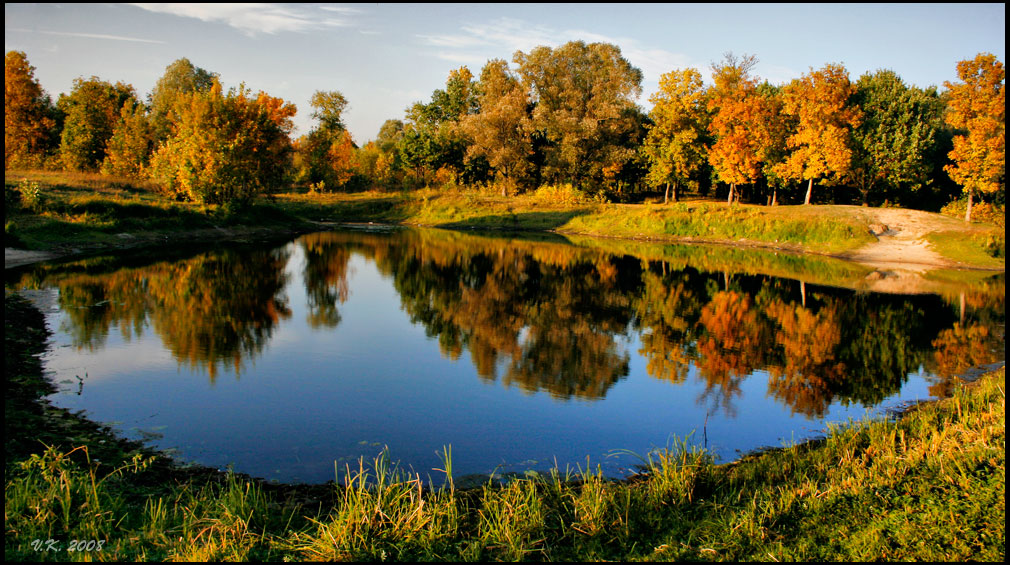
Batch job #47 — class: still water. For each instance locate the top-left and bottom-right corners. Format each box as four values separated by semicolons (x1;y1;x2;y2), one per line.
9;227;1005;484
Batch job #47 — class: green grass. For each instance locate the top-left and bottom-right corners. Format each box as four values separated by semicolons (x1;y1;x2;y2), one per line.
7;170;1006;271
5;292;1005;561
927;229;1006;269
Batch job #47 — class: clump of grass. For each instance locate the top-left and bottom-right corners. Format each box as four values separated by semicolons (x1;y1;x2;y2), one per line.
5;445;153;550
290;448;463;561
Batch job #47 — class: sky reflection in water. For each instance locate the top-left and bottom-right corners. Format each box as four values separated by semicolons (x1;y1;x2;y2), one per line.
16;228;1005;484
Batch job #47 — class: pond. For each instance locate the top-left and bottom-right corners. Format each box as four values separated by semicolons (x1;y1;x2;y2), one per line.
7;227;1005;484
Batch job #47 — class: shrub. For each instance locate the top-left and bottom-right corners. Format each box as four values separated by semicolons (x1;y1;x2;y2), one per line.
940;199;1005;228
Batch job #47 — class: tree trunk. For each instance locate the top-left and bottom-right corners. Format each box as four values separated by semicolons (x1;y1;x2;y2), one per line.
965;190;974;222
727;183;735;204
664;182;670;204
771;186;778;206
800;280;807;307
804;178;813;205
671;181;678;203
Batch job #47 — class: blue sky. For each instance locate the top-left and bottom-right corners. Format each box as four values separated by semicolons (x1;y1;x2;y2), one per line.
5;3;1005;143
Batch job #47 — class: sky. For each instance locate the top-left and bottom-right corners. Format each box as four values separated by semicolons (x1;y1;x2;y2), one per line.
5;3;1005;144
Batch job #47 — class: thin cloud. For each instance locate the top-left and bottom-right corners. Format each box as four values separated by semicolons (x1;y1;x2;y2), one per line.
129;3;354;35
319;6;365;15
8;28;166;44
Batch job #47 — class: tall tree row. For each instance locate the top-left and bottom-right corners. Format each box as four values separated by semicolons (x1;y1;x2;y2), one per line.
4;48;1005;217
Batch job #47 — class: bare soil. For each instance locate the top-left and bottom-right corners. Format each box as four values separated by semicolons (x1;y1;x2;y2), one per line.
835;207;964;271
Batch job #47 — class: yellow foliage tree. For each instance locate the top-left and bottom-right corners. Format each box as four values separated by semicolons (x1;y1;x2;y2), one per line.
644;68;709;203
943;53;1005;222
775;63;861;205
150;80;295;204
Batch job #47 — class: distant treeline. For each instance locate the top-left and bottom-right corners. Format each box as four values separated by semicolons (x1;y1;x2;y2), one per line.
4;44;1004;220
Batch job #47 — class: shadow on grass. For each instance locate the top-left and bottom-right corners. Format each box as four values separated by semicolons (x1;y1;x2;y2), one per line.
434;209;593;232
312;196;411;223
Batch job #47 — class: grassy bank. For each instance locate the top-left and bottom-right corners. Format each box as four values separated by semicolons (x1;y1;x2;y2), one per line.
4;172;314;253
7;171;1006;269
5;293;1004;561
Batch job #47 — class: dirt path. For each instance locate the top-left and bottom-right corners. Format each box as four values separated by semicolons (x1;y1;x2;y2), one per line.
836;207;963;272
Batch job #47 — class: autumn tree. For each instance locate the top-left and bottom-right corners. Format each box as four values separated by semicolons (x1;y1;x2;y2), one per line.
102;99;154;177
707;53;773;204
294;90;357;190
5;51;58;168
643;68;710;202
148;58;218;143
774;63;861;205
58;77;138;171
460;59;534;194
149;80;296;204
515;41;643;189
943;53;1005;222
372;119;406;186
848;70;945;206
755;81;794;205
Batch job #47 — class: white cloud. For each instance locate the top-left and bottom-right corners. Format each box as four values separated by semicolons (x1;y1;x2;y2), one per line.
416;16;702;87
129;3;354;35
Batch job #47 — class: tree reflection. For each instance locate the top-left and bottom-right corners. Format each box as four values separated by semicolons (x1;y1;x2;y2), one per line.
695;289;769;415
24;228;1004;410
301;233;352;328
50;247;291;380
377;231;636;400
764;298;846;417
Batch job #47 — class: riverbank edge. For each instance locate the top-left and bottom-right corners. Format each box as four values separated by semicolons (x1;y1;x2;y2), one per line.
4;181;1005;272
4;292;1004;561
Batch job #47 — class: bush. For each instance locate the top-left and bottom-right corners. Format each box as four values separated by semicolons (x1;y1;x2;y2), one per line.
940;198;1005;228
527;183;594;206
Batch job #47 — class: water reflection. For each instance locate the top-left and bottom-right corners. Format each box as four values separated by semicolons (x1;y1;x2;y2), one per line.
32;248;291;381
10;228;1005;413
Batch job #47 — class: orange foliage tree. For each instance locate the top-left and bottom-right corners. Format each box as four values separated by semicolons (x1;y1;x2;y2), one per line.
5;51;57;168
943;53;1005;222
707;54;773;204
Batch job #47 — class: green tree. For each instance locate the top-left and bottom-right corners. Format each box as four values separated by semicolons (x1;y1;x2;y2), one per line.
849;70;945;206
515;41;643;188
643;68;710;202
58;77;137;171
294;90;355;189
5;51;58;168
149;80;296;204
943;53;1005;222
403;67;479;186
774;63;862;205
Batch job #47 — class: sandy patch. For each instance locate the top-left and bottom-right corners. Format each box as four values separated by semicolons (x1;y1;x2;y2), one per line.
838;207;960;271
